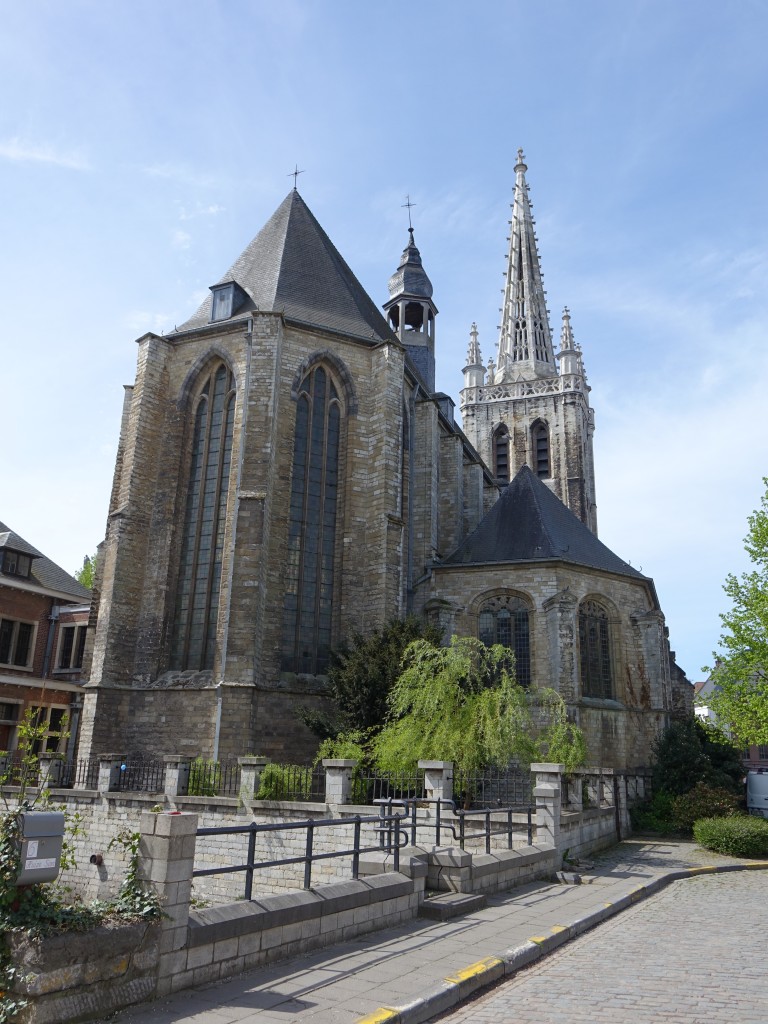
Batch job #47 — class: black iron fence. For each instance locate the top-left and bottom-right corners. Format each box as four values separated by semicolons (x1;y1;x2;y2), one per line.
58;757;100;789
187;758;242;798
255;763;326;802
352;768;426;804
111;758;166;793
375;796;534;853
454;763;533;809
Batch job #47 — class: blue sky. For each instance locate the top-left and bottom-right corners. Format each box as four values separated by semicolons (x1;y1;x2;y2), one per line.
2;0;767;680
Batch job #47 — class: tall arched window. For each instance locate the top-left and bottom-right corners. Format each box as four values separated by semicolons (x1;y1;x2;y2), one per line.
532;421;550;478
579;600;614;699
171;362;236;671
281;365;344;675
478;595;531;686
494;424;510;484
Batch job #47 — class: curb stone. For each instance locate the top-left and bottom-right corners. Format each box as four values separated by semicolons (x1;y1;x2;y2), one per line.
354;860;768;1024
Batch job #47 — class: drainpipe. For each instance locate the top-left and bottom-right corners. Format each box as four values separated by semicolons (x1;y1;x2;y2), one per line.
212;683;223;762
41;604;60;678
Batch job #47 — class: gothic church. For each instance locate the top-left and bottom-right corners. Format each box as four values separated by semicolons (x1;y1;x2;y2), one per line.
79;153;689;769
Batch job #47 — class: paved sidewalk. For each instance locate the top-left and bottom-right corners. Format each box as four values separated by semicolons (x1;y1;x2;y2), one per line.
110;839;768;1024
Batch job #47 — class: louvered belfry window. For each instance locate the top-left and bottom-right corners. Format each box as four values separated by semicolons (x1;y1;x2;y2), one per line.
281;365;343;675
494;424;510;485
171;363;235;671
579;600;614;699
532;422;550;478
478;596;531;686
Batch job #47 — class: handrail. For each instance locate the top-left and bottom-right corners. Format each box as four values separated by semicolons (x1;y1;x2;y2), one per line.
374;796;534;852
193;809;410;899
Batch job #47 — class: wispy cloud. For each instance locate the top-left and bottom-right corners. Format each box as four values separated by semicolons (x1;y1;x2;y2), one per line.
171;229;192;250
0;137;89;170
142;162;217;189
178;202;225;222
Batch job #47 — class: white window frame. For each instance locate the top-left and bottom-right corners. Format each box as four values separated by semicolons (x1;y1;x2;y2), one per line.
0;617;37;671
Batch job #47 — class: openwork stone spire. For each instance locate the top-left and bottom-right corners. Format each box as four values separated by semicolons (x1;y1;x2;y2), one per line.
466;322;482;365
496;151;556;380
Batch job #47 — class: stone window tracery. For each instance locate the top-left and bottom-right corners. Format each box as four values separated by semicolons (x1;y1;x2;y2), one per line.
478;595;530;686
171;361;236;672
281;364;344;675
578;599;614;699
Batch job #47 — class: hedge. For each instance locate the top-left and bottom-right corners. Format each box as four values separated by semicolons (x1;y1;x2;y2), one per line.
693;815;768;857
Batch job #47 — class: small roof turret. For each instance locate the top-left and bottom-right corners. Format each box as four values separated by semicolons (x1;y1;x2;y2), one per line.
387;228;434;301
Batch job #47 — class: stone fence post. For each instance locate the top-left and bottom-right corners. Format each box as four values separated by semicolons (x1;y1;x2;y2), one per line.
163;756;191;799
532;762;563;856
419;761;454;804
322;759;357;804
238;756;268;802
97;753;125;793
138;810;197;996
38;751;64;788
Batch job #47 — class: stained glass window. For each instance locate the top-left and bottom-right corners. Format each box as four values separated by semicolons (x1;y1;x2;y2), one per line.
171;363;235;671
478;596;530;686
579;600;614;699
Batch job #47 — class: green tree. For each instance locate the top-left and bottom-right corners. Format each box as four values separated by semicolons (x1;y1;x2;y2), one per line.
74;552;97;590
706;479;768;744
372;635;587;774
299;616;443;739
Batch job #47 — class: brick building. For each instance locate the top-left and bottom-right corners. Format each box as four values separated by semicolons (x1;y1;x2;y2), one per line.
79;154;691;768
0;523;90;757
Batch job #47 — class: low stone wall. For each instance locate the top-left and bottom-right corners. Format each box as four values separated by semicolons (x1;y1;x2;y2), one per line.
7;920;161;1024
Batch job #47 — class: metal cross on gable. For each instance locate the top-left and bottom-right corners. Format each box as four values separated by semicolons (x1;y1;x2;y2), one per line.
288;164;305;189
402;194;416;229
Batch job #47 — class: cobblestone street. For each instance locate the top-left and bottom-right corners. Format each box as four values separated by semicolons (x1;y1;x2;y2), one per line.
437;871;767;1024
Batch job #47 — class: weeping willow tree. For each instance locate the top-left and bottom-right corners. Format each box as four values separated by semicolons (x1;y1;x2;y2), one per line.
371;635;586;773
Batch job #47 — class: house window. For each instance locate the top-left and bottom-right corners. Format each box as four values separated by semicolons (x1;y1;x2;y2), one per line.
29;706;68;755
0;618;35;669
56;625;87;671
171;362;236;671
579;600;614;699
494;424;510;485
281;364;344;675
1;551;31;578
532;422;550;478
0;701;20;750
478;596;531;686
758;746;768;760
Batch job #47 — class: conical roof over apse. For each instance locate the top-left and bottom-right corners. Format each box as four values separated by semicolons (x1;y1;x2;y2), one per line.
444;466;649;584
175;190;396;345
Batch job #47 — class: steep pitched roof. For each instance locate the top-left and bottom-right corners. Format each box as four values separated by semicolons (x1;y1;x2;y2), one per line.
176;190;396;344
0;521;91;601
443;465;646;582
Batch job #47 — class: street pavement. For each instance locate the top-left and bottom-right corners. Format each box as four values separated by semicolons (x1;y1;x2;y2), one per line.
436;870;767;1024
108;839;768;1024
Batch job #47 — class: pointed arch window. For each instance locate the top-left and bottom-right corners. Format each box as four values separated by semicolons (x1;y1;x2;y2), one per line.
281;365;344;675
478;595;530;686
494;424;510;485
579;600;614;699
532;422;550;478
171;362;236;671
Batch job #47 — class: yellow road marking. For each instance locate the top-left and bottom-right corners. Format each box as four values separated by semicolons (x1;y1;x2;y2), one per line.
551;925;568;933
445;957;503;984
356;1009;399;1024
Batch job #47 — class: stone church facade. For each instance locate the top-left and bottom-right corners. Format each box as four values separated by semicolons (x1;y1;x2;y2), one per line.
79;154;690;769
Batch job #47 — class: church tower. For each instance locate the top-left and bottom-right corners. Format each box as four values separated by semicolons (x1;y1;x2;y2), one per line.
460;151;598;533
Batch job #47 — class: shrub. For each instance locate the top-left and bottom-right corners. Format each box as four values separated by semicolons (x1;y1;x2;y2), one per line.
255;763;311;801
187;758;221;797
693;815;768;857
670;782;743;832
630;790;679;834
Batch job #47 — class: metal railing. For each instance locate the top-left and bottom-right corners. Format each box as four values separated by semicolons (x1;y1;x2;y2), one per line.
353;768;426;804
453;763;533;809
374;796;534;853
193;808;409;898
111;758;166;792
59;757;100;789
187;758;242;797
256;763;326;801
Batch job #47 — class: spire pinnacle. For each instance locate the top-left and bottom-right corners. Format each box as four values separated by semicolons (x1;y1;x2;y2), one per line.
496;152;555;381
466;322;482;365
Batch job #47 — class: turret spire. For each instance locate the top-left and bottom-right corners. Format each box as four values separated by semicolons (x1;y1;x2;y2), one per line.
496;151;556;380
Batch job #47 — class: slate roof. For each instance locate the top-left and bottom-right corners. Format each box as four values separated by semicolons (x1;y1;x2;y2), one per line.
443;465;647;583
0;521;91;602
175;190;396;345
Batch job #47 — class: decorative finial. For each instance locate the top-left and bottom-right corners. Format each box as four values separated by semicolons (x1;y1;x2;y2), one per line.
288;164;305;190
402;194;416;230
514;148;527;174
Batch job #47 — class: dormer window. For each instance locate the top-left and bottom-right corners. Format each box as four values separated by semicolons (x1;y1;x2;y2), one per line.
209;281;246;323
1;550;32;578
